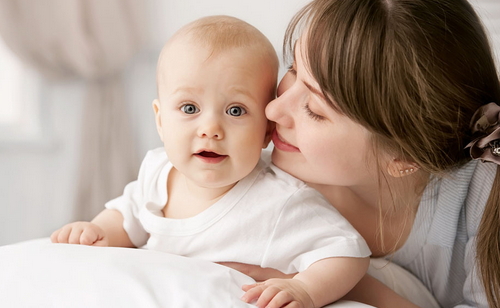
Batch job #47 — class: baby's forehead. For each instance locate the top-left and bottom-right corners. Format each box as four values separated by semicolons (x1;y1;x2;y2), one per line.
173;29;271;56
157;33;277;75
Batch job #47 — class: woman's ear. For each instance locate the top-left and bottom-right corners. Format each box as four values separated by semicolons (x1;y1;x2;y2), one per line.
262;121;275;148
152;99;164;141
387;158;420;178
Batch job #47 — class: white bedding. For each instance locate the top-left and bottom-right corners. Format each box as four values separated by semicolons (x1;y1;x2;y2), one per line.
0;238;374;308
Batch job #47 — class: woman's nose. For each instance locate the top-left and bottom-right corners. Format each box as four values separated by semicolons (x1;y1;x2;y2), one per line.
266;74;295;128
197;117;224;140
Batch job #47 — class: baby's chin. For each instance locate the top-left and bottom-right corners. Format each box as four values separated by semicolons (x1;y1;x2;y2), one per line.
193;178;239;195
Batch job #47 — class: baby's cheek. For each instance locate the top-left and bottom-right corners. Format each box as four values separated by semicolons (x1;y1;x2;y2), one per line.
236;135;264;162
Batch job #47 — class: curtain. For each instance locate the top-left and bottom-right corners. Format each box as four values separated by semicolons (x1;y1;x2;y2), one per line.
0;0;146;220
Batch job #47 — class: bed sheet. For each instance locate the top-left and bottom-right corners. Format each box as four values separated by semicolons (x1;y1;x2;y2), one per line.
0;238;374;308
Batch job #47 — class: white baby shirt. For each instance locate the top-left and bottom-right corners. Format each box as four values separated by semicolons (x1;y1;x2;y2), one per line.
106;148;370;274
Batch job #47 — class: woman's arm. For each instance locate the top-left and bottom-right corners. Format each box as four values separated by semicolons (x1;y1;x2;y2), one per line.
217;261;295;281
240;257;370;308
342;274;420;308
221;260;424;308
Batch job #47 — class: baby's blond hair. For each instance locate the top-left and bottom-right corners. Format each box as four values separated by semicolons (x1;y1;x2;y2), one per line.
180;15;275;56
157;15;279;95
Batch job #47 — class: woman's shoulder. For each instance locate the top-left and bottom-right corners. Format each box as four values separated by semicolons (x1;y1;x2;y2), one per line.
463;160;497;234
427;159;494;203
419;160;496;240
447;160;496;220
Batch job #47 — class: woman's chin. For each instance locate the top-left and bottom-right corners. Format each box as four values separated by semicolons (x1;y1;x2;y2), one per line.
271;150;302;178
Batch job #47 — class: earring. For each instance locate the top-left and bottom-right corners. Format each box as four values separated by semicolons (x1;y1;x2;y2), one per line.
399;167;415;175
387;159;420;178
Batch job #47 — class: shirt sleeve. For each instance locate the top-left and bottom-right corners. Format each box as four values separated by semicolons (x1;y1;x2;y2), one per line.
105;150;163;247
262;187;371;274
457;162;492;308
455;236;488;308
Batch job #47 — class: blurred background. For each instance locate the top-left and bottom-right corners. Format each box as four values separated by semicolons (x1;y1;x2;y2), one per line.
0;0;499;246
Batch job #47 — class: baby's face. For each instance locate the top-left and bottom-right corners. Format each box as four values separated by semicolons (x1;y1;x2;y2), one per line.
154;37;276;189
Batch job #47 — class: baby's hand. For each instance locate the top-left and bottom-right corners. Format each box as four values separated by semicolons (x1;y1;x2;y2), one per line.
51;222;109;246
241;278;315;308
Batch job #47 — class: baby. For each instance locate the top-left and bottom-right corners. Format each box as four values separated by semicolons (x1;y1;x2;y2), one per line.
51;16;370;308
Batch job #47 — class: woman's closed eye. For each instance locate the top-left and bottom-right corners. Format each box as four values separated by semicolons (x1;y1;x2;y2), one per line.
304;103;325;121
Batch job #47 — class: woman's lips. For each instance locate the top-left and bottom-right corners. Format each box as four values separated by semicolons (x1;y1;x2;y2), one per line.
271;129;300;152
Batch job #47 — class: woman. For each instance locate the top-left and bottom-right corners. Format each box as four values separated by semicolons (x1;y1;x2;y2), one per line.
227;0;500;307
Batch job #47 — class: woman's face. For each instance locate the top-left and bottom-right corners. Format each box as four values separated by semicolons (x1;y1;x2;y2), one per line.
266;38;379;186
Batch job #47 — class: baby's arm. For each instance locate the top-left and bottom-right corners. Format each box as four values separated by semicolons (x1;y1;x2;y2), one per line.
242;256;369;308
51;209;135;248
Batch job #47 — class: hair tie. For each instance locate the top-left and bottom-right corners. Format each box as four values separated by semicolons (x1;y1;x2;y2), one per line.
465;102;500;164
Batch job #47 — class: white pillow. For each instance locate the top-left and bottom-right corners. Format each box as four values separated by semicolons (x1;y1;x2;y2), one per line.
0;238;374;308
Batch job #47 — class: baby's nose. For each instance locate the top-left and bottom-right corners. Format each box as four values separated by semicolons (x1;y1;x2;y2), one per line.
197;119;224;139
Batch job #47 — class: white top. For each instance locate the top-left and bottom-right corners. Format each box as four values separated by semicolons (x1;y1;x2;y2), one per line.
106;148;370;274
391;159;495;308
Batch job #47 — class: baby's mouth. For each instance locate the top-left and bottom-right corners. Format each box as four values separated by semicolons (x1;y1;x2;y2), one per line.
196;151;223;158
194;151;228;164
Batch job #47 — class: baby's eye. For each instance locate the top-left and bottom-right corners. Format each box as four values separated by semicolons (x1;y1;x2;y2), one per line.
181;104;199;114
226;106;247;117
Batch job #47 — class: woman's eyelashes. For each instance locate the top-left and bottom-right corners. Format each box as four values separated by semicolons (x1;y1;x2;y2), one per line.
303;103;325;121
287;63;327;122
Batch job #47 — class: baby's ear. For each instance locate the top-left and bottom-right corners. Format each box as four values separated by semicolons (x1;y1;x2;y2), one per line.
152;99;164;141
262;121;275;148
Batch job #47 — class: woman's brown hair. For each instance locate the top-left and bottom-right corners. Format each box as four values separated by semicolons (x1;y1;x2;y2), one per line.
285;0;500;306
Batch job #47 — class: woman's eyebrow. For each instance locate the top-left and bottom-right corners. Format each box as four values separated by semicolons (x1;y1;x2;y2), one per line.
303;81;326;100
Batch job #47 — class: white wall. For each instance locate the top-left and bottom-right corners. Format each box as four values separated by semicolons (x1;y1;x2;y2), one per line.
472;0;500;63
0;0;310;245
